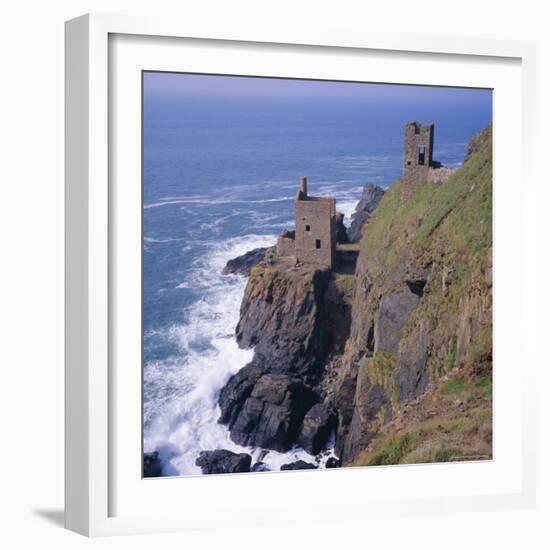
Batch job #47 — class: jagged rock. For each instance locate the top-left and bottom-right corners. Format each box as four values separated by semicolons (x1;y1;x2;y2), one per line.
195;450;252;474
217;124;493;470
251;462;270;472
333;125;493;465
340;358;393;460
298;403;337;455
395;319;430;402
335;212;349;244
143;451;162;477
325;457;341;468
218;364;266;427
347;184;385;242
219;263;334;453
235;266;331;381
405;278;427;298
374;288;420;353
227;374;317;452
280;460;317;470
222;247;270;276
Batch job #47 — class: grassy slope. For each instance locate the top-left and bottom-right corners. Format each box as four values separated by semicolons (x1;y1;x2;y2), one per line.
361;130;492;283
351;361;492;466
350;127;493;465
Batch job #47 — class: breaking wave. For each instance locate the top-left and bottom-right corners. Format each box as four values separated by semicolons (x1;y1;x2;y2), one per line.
143;233;336;475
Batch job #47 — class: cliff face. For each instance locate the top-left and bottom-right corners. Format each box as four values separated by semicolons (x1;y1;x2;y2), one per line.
235;265;331;382
219;264;339;452
219;126;493;466
347;184;385;243
333;127;492;463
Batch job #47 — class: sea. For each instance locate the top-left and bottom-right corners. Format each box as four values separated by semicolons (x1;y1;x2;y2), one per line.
143;75;492;476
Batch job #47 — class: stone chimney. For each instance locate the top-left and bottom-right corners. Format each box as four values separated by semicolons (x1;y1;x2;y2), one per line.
300;176;308;197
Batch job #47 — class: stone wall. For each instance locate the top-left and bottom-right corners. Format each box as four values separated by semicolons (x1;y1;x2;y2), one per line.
428;166;456;186
276;232;296;257
402;121;434;201
295;197;336;268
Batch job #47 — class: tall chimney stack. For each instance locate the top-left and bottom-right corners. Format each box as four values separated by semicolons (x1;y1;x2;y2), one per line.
300;176;308;197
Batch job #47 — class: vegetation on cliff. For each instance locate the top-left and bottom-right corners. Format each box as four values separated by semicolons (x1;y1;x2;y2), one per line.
334;125;492;464
214;125;493;472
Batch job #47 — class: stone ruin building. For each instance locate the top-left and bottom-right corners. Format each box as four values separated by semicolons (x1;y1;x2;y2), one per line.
402;121;454;200
277;176;337;269
276;122;455;269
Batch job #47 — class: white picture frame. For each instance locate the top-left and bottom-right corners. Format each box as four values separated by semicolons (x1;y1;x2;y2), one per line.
65;13;537;537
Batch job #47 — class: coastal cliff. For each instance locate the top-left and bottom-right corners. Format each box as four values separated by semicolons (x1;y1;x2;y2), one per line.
214;125;492;470
332;126;492;463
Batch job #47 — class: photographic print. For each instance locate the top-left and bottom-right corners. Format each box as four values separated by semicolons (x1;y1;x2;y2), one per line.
142;73;493;477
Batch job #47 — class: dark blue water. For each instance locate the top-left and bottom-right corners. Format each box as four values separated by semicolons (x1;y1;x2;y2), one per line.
143;74;492;475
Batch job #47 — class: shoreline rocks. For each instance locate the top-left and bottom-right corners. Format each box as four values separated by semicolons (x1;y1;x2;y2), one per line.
143;451;163;477
218;264;332;454
222;247;270;276
347;184;385;243
298;403;337;455
224;373;317;452
195;449;252;474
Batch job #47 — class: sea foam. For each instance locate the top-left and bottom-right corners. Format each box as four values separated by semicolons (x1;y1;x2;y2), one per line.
144;232;339;476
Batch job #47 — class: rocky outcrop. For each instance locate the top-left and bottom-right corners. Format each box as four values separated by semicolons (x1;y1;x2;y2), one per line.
143;451;162;477
225;374;316;452
428;166;456;186
347;184;385;242
325;457;341;468
219;264;333;452
222;247;271;276
330;126;493;464
195;450;252;474
235;266;331;381
298;403;337;455
335;212;350;244
217;125;492;471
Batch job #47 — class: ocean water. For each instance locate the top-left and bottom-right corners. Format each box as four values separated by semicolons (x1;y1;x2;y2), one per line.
143;75;492;476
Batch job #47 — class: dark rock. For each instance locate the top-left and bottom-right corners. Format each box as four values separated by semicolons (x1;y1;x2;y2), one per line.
335;212;349;244
405;278;427;298
374;288;420;353
280;460;317;470
143;451;162;477
325;457;341;468
218;364;266;427
347;184;385;243
341;359;393;461
235;267;331;381
251;462;269;472
228;374;317;452
195;450;252;474
298;403;337;455
222;247;270;276
395;319;431;402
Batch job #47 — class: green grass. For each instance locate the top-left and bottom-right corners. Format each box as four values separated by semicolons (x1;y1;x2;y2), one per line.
367;432;420;466
350;372;493;467
446;338;457;371
332;273;356;302
347;127;494;469
359;130;492;294
440;378;467;396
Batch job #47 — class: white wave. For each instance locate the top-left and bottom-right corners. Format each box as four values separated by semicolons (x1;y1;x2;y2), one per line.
144;233;278;476
144;196;294;209
144;236;187;243
337;200;360;227
253;431;339;471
